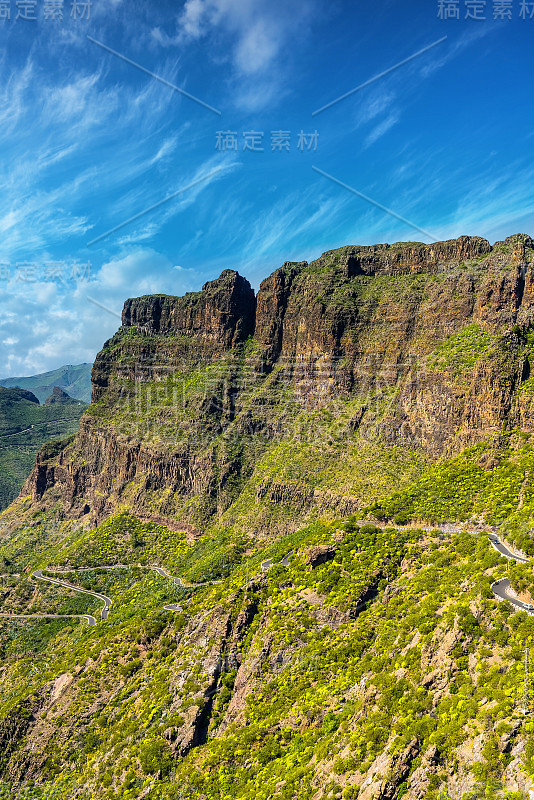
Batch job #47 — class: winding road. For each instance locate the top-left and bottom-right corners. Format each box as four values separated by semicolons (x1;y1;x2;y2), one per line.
260;551;293;572
151;565;222;589
1;530;532;629
33;570;112;621
0;563;223;626
488;534;528;563
488;535;534;615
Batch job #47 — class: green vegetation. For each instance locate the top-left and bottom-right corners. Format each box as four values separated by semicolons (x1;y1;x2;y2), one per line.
0;512;532;800
0;387;86;509
52;513;189;573
428;324;495;374
364;433;534;556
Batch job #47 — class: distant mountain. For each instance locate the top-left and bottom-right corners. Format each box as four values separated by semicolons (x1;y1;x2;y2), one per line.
0;363;92;403
0;385;87;509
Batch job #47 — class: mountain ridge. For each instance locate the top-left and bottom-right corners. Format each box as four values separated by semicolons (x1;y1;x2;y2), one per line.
19;233;534;533
2;235;534;800
0;363;93;404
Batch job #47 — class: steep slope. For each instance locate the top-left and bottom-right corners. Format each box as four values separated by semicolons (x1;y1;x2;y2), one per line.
3;235;534;800
0;513;533;800
17;233;534;537
0;387;87;510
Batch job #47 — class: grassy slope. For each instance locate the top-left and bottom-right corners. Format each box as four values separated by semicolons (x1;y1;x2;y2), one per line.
0;512;533;800
364;432;534;556
0;388;86;510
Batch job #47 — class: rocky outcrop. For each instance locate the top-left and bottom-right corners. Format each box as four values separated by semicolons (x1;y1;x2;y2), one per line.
254;261;306;366
92;270;255;402
307;236;492;280
408;745;441;800
28;415;216;518
358;738;420;800
19;233;534;528
44;387;78;405
121;269;255;342
0;697;41;778
305;544;337;568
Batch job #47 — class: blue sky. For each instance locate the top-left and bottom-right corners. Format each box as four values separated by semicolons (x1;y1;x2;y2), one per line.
1;0;534;375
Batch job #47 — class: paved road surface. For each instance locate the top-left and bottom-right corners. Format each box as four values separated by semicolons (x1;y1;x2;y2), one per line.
488;534;534;614
488;535;528;563
0;612;96;625
491;577;534;613
261;551;293;572
33;570;112;620
151;565;222;588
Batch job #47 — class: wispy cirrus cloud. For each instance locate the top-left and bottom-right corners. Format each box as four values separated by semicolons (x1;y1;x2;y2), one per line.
151;0;319;110
106;154;240;248
0;49;224;260
364;113;400;148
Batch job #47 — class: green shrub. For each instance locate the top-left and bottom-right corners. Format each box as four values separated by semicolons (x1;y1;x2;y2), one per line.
138;738;172;776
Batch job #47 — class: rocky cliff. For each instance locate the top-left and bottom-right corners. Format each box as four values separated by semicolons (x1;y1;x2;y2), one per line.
92;269;256;402
19;234;534;534
5;236;534;800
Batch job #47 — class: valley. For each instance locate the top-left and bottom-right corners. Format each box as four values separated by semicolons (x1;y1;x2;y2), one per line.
0;387;87;511
2;236;534;799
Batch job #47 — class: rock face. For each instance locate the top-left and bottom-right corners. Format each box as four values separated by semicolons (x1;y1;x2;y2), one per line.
358;738;420;800
44;387;77;405
19;234;534;528
306;544;337;568
92;270;255;403
121;269;256;342
0;697;41;776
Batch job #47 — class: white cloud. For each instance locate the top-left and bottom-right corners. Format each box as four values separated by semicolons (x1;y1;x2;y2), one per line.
233;17;280;75
357;90;396;126
152;0;317;110
179;0;207;38
364;112;400;148
0;247;202;377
